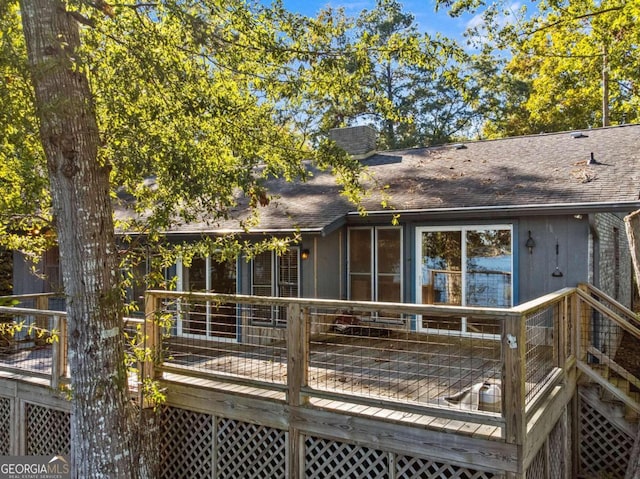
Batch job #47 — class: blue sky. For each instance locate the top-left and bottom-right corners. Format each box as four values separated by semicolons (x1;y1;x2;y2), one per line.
280;0;481;40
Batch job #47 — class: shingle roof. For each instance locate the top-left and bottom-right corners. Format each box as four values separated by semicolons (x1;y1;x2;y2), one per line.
153;124;640;235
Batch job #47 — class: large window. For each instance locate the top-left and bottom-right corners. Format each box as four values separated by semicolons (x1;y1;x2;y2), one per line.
417;225;512;335
348;227;402;303
251;248;300;325
178;256;237;339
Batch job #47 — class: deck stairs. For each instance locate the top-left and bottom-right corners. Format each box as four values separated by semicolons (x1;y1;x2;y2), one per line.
574;285;640;477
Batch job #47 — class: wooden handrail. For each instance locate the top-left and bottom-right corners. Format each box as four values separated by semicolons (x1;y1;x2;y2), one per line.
575;289;640;339
579;283;640;326
145;290;523;320
510;287;576;314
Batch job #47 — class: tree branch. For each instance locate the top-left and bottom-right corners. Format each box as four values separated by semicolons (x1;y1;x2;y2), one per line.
524;6;624;36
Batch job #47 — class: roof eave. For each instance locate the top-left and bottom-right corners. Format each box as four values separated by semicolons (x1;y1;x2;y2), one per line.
346;201;640;221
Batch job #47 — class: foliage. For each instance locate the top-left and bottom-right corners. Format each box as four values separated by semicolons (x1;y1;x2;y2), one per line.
307;0;479;148
0;0;376;261
456;0;640;137
0;248;11;296
0;3;52;254
0;318;58;343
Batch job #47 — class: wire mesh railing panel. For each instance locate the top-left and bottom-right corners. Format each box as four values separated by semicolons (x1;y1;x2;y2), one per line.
25;403;70;456
585;284;639;327
308;309;503;414
524;306;557;402
159;297;288;386
0;309;59;377
578;291;640;397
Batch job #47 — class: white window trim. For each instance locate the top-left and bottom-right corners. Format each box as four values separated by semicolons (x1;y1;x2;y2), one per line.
175;255;239;342
415;224;513;338
251;247;301;326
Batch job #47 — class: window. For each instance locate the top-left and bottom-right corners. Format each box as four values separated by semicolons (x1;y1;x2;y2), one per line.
251;248;300;325
348;227;402;303
178;256;237;339
417;225;512;336
44;247;62;293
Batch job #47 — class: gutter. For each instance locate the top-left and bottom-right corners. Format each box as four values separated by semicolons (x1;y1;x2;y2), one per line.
346;201;640;221
119;216;348;238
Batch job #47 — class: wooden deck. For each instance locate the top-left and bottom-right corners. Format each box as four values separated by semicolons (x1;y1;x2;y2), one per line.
163;330;503;423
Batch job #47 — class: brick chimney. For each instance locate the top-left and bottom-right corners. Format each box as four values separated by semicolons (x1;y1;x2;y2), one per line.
329;126;377;159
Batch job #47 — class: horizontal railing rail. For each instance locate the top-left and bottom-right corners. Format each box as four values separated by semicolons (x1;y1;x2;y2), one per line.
0;296;148;394
575;286;640;414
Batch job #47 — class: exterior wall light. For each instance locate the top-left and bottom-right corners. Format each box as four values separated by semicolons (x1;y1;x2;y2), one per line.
301;249;310;260
525;231;535;254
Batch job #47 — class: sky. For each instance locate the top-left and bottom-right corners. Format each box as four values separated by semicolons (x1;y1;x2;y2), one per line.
280;0;483;41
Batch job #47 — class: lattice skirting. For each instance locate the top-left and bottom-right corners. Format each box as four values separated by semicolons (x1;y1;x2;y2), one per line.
159;406;287;479
159;405;504;479
0;396;10;455
579;394;633;478
8;391;633;478
525;408;571;479
25;402;71;456
304;436;502;479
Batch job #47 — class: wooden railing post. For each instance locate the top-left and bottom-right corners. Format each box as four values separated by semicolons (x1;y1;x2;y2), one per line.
287;304;309;407
50;314;67;389
35;294;48;344
287;304;308;479
142;292;161;401
568;292;577;360
576;285;590;362
503;312;526;458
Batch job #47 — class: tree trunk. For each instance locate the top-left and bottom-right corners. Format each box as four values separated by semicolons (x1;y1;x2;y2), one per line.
625;209;640;479
19;2;146;477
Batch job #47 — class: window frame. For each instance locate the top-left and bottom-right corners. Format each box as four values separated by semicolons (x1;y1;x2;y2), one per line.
250;247;301;326
415;224;513;337
175;255;239;341
347;226;403;304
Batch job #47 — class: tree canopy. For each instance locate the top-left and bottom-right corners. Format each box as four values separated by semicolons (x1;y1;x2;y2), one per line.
460;0;640;137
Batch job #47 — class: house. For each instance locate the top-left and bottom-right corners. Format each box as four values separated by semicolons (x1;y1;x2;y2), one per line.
6;124;640;478
13;124;640;337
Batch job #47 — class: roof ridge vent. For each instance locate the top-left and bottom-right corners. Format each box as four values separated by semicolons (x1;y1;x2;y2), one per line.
571;131;588;139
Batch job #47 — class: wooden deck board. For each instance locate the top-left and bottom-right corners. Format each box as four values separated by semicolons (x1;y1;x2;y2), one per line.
165;332;502;405
158;331;505;441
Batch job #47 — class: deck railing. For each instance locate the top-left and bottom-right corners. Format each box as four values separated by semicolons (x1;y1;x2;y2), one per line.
145;289;576;441
0;287;579;443
575;284;640;414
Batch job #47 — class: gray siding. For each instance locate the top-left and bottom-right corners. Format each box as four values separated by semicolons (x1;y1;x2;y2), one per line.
301;231;343;299
12;252;45;295
517;216;590;305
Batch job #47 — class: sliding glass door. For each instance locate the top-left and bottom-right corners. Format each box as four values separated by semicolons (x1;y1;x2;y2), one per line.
417;226;512;336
